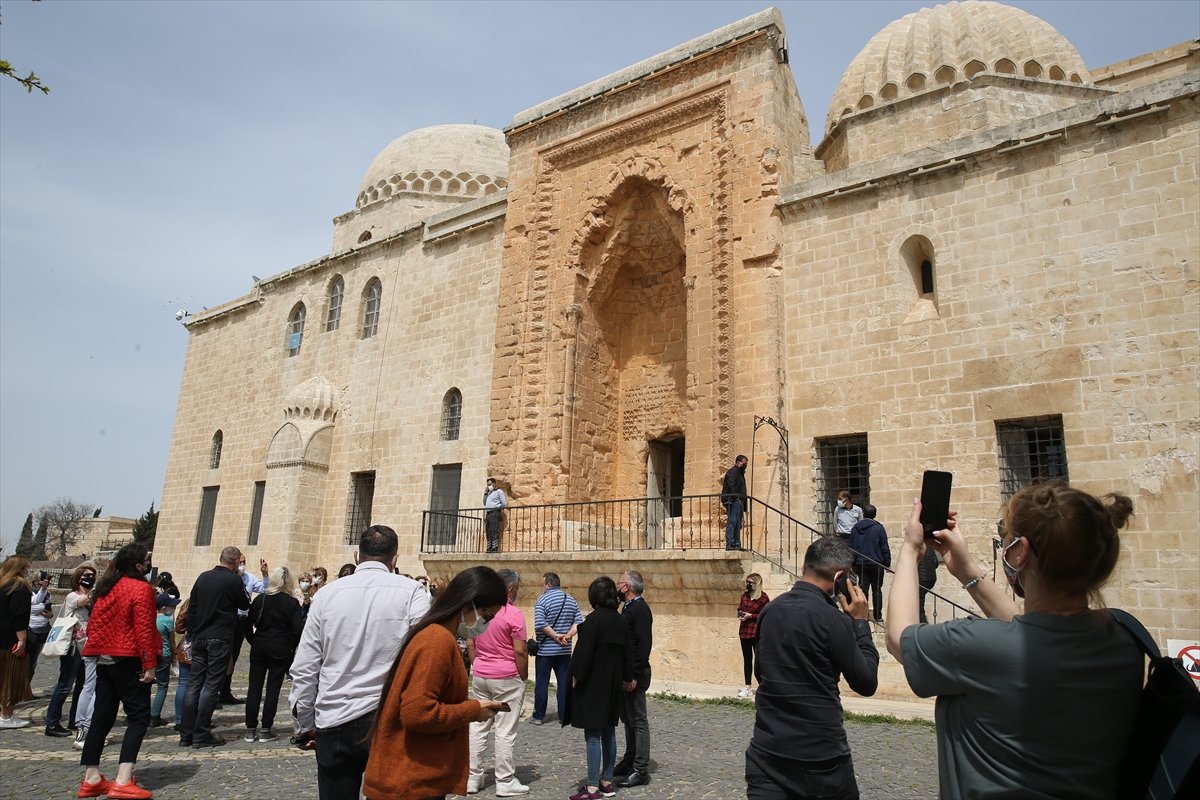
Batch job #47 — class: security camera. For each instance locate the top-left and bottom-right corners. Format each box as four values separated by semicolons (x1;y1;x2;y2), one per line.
175;309;186;321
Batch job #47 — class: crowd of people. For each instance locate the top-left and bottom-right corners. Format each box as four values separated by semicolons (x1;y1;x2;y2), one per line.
0;476;1169;800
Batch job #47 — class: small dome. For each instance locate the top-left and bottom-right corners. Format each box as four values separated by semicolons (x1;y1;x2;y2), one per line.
284;375;339;423
827;1;1091;134
355;124;509;209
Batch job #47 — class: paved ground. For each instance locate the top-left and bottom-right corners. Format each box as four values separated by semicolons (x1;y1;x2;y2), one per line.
0;663;938;800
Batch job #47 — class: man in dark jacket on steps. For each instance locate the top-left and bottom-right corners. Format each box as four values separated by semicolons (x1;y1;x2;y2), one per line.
849;505;891;622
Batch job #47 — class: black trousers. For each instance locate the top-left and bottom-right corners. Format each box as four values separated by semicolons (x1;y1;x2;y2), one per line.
618;686;650;773
316;711;375;800
245;650;292;730
223;618;247;697
81;658;151;766
859;564;885;619
746;746;859;800
181;637;231;740
741;638;758;686
485;509;502;552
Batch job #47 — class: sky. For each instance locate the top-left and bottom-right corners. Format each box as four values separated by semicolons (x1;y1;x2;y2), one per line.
1;0;1196;553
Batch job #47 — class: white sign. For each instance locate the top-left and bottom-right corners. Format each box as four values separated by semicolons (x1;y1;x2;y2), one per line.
1167;639;1200;682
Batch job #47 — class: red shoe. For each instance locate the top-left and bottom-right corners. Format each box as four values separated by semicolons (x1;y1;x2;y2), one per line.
77;776;112;798
107;778;153;799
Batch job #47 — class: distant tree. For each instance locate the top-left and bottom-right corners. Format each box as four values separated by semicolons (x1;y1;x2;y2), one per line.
93;506;102;518
31;514;48;561
38;497;94;558
15;512;34;557
132;502;158;551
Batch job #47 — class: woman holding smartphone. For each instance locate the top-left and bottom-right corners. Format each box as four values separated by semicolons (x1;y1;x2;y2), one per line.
886;482;1143;799
736;573;769;698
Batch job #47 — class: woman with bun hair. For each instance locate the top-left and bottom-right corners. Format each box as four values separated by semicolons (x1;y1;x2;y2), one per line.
886;482;1143;800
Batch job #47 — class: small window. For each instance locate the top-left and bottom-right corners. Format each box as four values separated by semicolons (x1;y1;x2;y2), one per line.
345;471;376;544
996;416;1069;503
210;430;223;469
362;279;382;339
964;60;986;79
814;434;870;536
995;58;1016;75
357;230;372;243
935;65;957;85
440;388;462;441
195;486;219;546
247;480;266;546
900;235;938;313
286;303;306;357
905;73;927;92
1023;60;1043;78
326;276;344;332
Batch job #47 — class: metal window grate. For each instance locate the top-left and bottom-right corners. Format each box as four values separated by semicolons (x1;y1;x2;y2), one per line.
362;280;381;339
996;415;1068;502
441;389;462;441
326;277;343;332
286;304;306;356
814;434;871;535
345;471;376;544
210;430;223;469
195;486;219;546
247;481;265;546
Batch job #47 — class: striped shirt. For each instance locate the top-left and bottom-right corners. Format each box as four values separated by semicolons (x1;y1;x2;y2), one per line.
533;588;583;657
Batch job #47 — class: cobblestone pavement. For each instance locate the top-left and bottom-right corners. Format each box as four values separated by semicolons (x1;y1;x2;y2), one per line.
1;664;937;800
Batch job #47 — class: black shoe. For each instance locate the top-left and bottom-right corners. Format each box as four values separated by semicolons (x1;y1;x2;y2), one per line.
192;736;227;748
616;770;650;788
149;716;165;728
219;694;245;705
613;762;633;779
178;737;193;747
45;725;71;737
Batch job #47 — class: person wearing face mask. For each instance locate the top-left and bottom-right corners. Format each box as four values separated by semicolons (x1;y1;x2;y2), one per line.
289;527;431;800
0;555;35;728
44;563;97;738
887;483;1144;800
735;574;770;699
77;542;161;799
67;565;99;744
483;478;508;554
26;570;55;679
363;566;507;800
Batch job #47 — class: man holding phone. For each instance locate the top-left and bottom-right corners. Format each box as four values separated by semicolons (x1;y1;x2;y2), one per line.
746;537;878;800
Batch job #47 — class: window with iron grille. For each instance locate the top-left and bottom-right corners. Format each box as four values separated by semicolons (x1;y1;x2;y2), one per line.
247;480;266;546
286;303;306;356
362;279;382;339
996;416;1068;502
195;485;219;546
210;430;223;469
345;471;376;544
814;434;871;535
325;276;344;332
441;388;462;441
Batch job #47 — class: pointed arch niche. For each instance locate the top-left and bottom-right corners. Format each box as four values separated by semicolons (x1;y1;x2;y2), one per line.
567;174;690;504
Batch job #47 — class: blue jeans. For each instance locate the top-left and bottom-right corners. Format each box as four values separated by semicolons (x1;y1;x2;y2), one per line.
533;652;571;721
725;499;744;549
151;656;171;719
45;649;79;728
585;726;617;788
174;663;191;721
180;637;231;740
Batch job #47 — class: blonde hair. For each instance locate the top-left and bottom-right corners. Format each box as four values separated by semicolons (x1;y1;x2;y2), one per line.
0;556;31;595
266;566;297;597
745;573;763;601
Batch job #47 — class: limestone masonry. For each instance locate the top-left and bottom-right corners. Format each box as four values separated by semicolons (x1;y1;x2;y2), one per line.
156;2;1199;692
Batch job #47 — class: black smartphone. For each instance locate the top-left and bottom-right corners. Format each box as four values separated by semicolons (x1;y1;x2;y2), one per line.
833;571;856;604
498;702;512;712
920;470;953;538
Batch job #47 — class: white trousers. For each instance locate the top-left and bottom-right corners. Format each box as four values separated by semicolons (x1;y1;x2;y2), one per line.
468;676;527;784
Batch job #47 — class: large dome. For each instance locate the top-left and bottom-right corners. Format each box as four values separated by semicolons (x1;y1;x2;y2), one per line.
826;1;1091;134
355;124;509;209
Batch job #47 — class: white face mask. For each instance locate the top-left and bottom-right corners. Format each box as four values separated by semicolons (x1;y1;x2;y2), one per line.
299;581;311;591
457;604;491;640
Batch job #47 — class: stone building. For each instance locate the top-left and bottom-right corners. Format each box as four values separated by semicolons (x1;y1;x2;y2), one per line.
155;2;1199;693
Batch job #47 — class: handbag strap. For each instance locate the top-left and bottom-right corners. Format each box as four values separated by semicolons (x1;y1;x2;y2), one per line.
1110;608;1161;659
539;594;569;642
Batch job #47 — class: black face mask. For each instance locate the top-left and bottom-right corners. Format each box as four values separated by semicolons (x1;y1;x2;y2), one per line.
745;582;754;593
80;576;95;589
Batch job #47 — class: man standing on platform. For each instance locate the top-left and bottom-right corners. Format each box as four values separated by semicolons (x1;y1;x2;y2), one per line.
722;455;749;551
615;569;653;789
484;478;507;554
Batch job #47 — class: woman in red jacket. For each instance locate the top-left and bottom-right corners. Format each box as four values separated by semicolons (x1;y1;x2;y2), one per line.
77;543;160;800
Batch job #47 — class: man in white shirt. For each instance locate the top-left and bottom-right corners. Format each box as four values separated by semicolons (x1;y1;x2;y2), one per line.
833;490;863;539
289;525;431;800
484;477;508;553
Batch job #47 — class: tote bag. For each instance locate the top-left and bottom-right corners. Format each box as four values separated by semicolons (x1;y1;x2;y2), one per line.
41;615;78;658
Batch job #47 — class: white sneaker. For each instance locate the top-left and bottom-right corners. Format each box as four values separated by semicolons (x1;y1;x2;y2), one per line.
496;778;530;797
73;727;87;749
737;687;752;698
0;715;29;729
466;777;481;795
243;727;257;742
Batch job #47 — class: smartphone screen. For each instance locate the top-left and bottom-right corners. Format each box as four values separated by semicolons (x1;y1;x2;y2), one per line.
920;470;953;537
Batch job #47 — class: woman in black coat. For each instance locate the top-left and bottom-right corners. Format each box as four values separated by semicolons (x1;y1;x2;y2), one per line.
242;567;305;742
566;577;633;800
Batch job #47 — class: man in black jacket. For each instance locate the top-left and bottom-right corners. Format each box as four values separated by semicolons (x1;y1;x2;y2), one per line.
179;546;250;747
848;504;892;622
721;455;749;550
615;569;653;788
747;537;878;800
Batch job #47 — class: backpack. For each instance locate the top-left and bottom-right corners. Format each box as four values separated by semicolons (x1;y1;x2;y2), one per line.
1111;609;1200;800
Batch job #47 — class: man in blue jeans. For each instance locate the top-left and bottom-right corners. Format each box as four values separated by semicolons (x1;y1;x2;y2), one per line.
179;546;249;747
529;572;582;724
722;455;749;550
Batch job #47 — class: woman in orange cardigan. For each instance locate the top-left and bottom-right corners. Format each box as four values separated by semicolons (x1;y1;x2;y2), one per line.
364;566;508;800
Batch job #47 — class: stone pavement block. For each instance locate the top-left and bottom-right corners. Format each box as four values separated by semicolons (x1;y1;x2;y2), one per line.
1;662;938;799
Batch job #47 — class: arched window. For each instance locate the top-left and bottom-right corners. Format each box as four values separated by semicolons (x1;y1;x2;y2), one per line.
286;303;306;357
210;430;223;469
440;388;462;441
900;235;939;322
362;278;382;339
325;276;344;332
